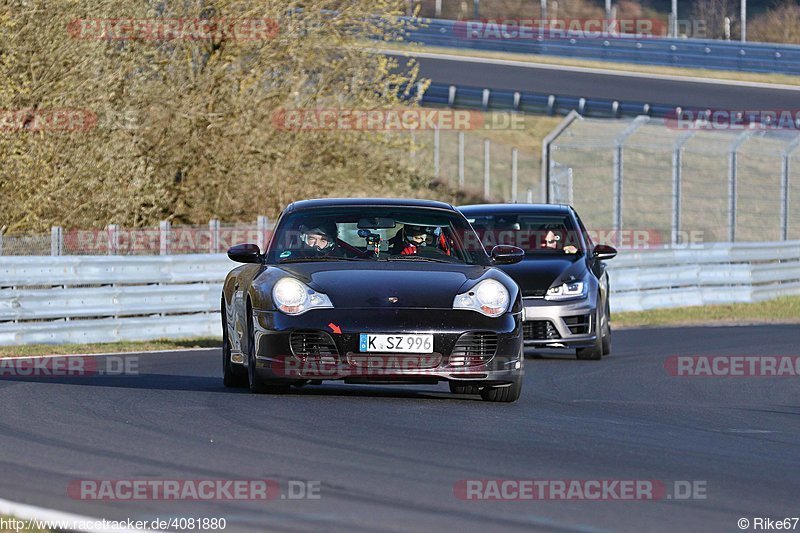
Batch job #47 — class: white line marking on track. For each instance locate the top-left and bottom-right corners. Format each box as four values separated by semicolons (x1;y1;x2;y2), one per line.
0;347;217;361
0;496;160;533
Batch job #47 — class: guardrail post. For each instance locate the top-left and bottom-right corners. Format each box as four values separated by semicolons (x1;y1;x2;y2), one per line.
728;131;752;242
433;126;440;178
526;187;534;203
257;215;269;251
106;224;119;255
458;132;465;189
159;220;171;255
473;0;479;18
781;134;800;241
448;85;456;106
511;148;519;203
209;218;220;253
547;95;556;116
483;139;491;199
50;226;63;256
481;89;490;110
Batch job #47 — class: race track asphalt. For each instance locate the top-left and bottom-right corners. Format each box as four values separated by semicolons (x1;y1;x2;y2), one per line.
0;325;798;532
403;54;800;110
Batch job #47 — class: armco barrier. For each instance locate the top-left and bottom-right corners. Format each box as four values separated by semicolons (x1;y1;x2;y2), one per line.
0;242;797;345
402;18;800;75
608;241;800;312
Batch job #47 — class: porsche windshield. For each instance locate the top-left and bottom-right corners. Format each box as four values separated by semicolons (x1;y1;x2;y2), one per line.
268;207;487;265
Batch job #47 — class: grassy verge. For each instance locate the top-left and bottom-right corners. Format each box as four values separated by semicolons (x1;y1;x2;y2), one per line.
2;297;798;358
0;338;220;358
383;43;800;86
614;296;800;328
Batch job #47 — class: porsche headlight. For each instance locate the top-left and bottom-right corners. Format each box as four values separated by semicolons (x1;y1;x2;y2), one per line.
273;277;333;315
545;280;586;301
453;279;510;317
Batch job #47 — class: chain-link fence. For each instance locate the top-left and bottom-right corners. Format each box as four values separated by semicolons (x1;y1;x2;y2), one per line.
406;128;544;204
546;115;800;245
0;217;273;256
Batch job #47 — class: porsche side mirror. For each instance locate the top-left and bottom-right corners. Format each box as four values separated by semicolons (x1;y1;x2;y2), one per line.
228;243;263;264
592;244;617;260
491;245;525;265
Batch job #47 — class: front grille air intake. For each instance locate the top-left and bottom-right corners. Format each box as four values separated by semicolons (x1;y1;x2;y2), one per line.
523;320;561;340
449;332;498;366
290;330;339;358
563;314;591;335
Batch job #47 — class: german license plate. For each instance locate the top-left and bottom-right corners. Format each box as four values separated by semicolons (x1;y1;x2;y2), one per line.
359;333;433;353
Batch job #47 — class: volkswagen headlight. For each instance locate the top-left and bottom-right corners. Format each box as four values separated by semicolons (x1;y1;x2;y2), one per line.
545;280;586;301
273;277;333;315
453;279;510;317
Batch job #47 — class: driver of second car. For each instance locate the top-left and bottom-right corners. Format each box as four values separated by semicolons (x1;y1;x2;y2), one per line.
388;224;427;255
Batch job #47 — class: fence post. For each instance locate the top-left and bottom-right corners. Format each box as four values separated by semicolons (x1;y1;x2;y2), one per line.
257;215;269;252
209;218;220;253
541;110;583;204
567;167;574;205
612;116;650;244
781;135;800;241
671;131;695;246
433;126;440;178
728;131;752;243
106;224;119;255
409;130;416;168
50;226;63;256
483;139;491;199
458;132;465;189
159;220;171;255
511;148;519;203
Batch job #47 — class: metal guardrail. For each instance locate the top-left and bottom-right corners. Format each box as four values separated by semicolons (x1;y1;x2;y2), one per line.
415;82;681;120
0;242;797;345
608;241;800;312
403;18;800;75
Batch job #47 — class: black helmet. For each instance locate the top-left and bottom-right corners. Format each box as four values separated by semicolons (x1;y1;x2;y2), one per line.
299;221;336;250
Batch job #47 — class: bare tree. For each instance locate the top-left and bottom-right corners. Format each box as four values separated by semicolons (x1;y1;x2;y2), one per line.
0;0;445;232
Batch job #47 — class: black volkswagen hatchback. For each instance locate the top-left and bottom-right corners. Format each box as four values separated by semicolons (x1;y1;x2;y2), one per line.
222;198;526;402
459;204;617;360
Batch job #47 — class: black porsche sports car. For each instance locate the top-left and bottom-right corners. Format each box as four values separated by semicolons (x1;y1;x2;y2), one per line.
221;198;526;402
459;204;617;360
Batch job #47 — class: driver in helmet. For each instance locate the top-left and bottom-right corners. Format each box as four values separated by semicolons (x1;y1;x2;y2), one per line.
388;224;428;255
298;222;338;256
